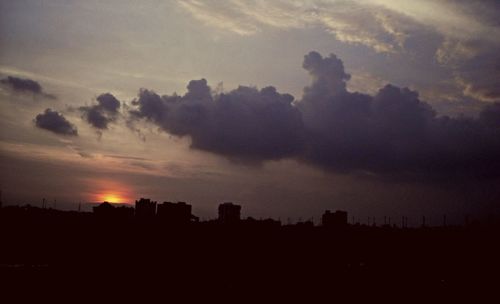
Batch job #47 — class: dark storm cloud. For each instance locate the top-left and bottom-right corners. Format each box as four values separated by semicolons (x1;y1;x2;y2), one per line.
34;109;78;136
480;102;500;128
96;93;120;112
298;51;437;173
298;51;500;179
80;93;121;129
129;79;304;161
0;76;56;99
124;51;500;179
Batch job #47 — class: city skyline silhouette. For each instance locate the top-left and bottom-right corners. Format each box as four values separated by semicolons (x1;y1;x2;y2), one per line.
1;198;499;300
2;1;500;299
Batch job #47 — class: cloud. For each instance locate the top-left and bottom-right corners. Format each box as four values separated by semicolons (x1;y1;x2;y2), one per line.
177;0;500;104
34;109;78;136
77;151;93;158
1;76;41;93
129;79;304;162
105;154;150;161
297;51;500;179
125;51;500;180
67;146;94;158
479;102;500;129
299;51;433;173
426;2;500;103
453;51;500;103
434;36;500;103
0;76;56;99
79;93;121;129
177;0;420;53
370;0;500;42
177;0;500;53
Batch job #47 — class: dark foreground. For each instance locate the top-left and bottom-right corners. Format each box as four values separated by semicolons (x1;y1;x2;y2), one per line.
1;207;499;301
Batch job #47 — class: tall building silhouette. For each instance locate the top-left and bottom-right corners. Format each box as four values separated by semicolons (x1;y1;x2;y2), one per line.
322;210;348;228
157;201;195;224
218;202;241;223
135;198;157;218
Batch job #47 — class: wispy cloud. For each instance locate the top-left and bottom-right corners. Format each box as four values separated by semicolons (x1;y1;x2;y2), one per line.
177;0;500;104
177;0;419;53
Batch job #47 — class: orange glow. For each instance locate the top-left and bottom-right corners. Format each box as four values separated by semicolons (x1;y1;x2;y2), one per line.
84;178;134;204
102;194;124;203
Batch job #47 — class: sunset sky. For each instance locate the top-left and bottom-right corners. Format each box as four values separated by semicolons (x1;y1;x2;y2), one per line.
1;1;500;224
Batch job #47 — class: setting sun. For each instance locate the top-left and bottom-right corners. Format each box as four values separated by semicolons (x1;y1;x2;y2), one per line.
87;179;134;204
102;194;124;204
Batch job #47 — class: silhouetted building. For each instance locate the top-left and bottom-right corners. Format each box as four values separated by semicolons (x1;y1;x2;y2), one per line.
218;202;241;223
322;210;348;228
157;201;196;224
135;198;157;218
93;201;134;219
243;217;281;229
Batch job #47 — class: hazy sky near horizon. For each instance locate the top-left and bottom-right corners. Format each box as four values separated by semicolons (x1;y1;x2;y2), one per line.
1;1;500;223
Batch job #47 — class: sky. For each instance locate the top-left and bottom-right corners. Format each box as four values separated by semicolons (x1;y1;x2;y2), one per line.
1;0;500;224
